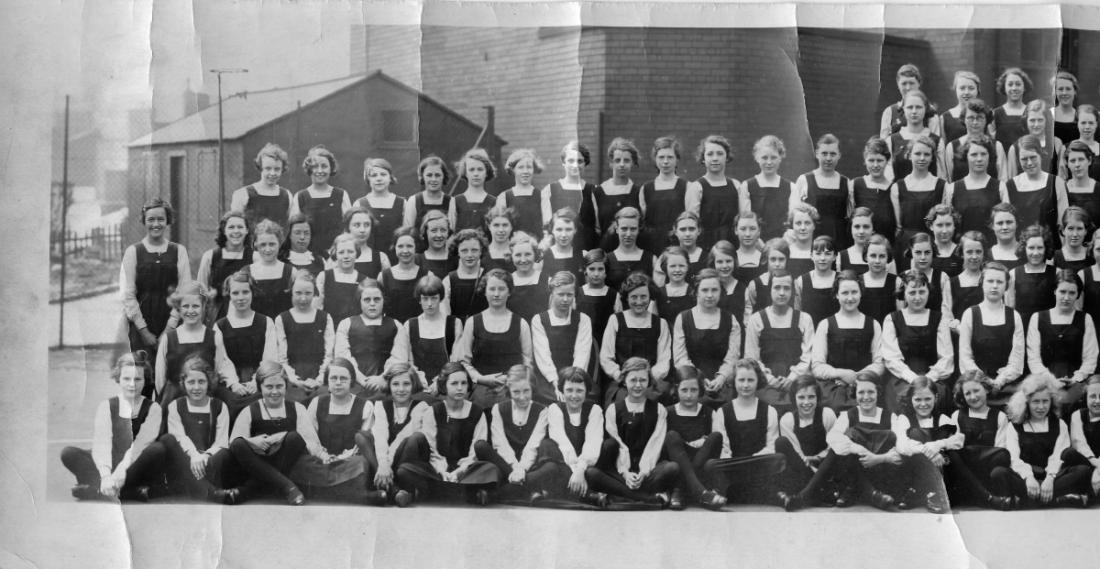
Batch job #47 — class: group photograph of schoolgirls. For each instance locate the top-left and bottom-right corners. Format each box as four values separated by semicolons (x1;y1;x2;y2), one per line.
59;61;1100;517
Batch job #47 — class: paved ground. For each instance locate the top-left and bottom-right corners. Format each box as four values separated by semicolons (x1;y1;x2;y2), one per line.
35;349;1100;568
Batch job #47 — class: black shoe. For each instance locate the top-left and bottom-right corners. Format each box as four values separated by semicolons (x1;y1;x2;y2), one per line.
364;490;389;506
925;492;950;514
285;486;306;506
581;491;609;510
896;487;919;510
699;489;727;511
816;488;839;507
394;489;414;508
119;485;151;503
473;488;491;507
528;490;549;506
669;488;685;511
210;487;240;505
835;488;857;508
985;494;1016;511
778;491;804;512
654;492;672;509
71;484;99;501
869;489;895;511
1054;493;1089;508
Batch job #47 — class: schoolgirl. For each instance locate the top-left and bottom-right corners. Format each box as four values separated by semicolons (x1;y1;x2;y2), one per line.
794;235;839;327
669;211;707;280
746;135;793;240
507;231;548;321
824;373;902;510
640;136;689;255
653;246;694;326
662;367;727;510
744;269;815;410
1078;228;1100;331
392;362;500;506
942;98;1007;182
122;197;191;361
342;206;391;279
743;238;790;320
154;281;237;405
604;207;654;291
991;68;1033;153
353;157;405;264
214;269;275;416
672;268;740;408
499;149;546;238
599;272;672;404
290;145;351;257
703;359;789;507
957;262;1025;406
450;148;498;234
541;367;607;505
594;137;643;251
1007;134;1066;242
402;274;463;393
886;90;942;180
531;271;594;404
1007;99;1063;177
851;136;896;245
333;277;409;399
1051;71;1081;146
196;210;253;322
247;220;294;319
926;204;963;277
889;376;956;512
792;134;851;247
586;357;681;507
1062;142;1100;227
811;270;885;412
882;271;954;413
418;210;455;279
61;351;167;501
732;211;767;285
364;363;433;503
474;366;557;502
945;134;1009;242
223;361;314;505
441;228;488;321
540;207;586;283
837;207;875;275
991;373;1092;507
1026;270;1097;413
275;271;334;403
455;269;534;409
1010;224;1057;325
1062;104;1100;182
230;142;292;229
540;141;599;251
709;240;747;330
158;355;235;503
377;227;428;323
880;64;940;138
775;375;840;510
288;358;375;502
686;134;748;251
315;233;363;325
278;214;325;276
1063;377;1100;499
890;135;946;260
989;202;1024;269
576;248;620;350
947;372;1017;509
941;71;982;144
784;203;818;277
403;155;452;238
483;207;516;273
858;234;900;324
948;231;989;333
902;233;952;316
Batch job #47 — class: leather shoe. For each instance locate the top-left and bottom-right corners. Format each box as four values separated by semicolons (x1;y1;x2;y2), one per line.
669;488;686;511
473;488;491;507
211;487;240;505
1054;493;1089;508
778;491;804;512
285;486;306;506
925;492;950;514
581;491;609;509
394;489;414;508
699;489;727;511
869;489;895;511
986;494;1017;511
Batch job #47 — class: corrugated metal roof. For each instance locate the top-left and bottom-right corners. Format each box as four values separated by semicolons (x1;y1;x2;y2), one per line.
129;74;368;147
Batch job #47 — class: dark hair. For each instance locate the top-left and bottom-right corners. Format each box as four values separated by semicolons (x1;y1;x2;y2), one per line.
924;204;960;234
417;155;452;188
833;269;863;297
326;357;357;385
557;366;592;393
342;206;377;234
222;267;256;298
477;268;514;295
863;136;891;161
302;145;338;177
382;362;423;395
606;137;640;167
113;351;153;385
953;370;994;409
787;373;821;402
996;67;1033;96
435;362;469;397
1055;268;1083;295
177;354;214;393
1016;224;1052;261
140;197;174;226
215;210;250;249
561;141;592;167
618;271;653;305
731;358;766;392
695;135;733;165
279;213;314;258
449;228;488;258
897;375;937;418
414;273;446;300
652;136;683;165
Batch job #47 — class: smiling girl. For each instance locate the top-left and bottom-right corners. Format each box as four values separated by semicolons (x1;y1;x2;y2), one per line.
663;367;727;510
1026;270;1097;414
378;227;428;323
247;220;294;319
316;233;364;325
595;138;643;251
456;269;533;409
811;271;885;412
890;135;946;260
231;143;292;229
401;274;462;393
887;90;942;181
957;262;1025;406
155;281;237;405
947;371;1016;509
507;231;548;322
418;210;455;279
673;269;741;408
214;269;274;418
991;68;1033;153
441;228;488;321
941;71;982;144
450;148;498;235
1051;71;1080;146
531;271;594;404
291;146;351;257
600;272;672;404
404;156;453;239
746;135;793;240
354;157;405;264
276;272;333;403
197;210;252;322
500;149;546;238
793;134;852;247
1061;142;1100;227
333;278;409;399
641;136;689;255
882;271;954;414
654;246;694;326
1010;224;1056;325
784;204;819;277
366;363;433;503
744;270;816;411
541;141;599;251
775;375;840;510
1008;99;1064;177
686;135;749;251
342;207;392;279
1007;135;1066;243
483;207;516;273
945;135;1009;243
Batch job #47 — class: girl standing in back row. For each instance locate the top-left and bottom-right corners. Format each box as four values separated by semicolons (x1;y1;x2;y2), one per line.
686;135;749;252
792;134;851;248
291;146;351;257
